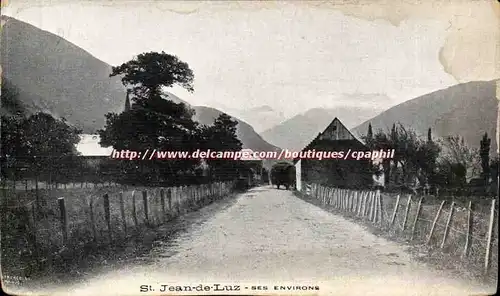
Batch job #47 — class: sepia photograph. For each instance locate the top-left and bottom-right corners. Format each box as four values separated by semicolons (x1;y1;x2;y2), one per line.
0;0;498;295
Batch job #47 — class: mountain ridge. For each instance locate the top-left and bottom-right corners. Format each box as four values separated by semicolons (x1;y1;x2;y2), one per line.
261;106;385;152
352;79;498;153
1;16;280;154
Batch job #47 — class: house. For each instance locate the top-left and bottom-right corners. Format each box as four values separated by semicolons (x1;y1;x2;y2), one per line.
76;134;112;165
293;118;373;191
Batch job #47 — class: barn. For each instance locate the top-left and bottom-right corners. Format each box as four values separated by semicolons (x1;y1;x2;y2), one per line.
293;118;373;191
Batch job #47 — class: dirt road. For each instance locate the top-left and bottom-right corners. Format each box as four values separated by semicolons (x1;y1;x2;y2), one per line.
12;186;496;295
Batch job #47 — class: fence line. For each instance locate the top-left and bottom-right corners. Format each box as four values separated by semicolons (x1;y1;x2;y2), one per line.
302;183;498;277
1;180;236;276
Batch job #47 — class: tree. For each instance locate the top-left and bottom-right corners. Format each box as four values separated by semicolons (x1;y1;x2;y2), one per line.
1;78;26;181
22;113;81;185
101;52;199;185
480;132;491;183
427;128;432;142
110;51;194;100
366;123;373;147
99;99;201;185
1;110;81;196
199;113;243;181
438;135;481;183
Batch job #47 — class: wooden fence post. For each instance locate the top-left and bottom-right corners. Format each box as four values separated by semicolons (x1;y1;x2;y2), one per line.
342;190;345;210
160;189;166;223
378;190;384;225
390;195;400;227
369;191;375;222
167;188;172;211
346;190;350;211
345;190;349;211
440;201;455;249
462;200;472;258
356;191;360;213
119;192;127;236
427;200;445;245
142;191;149;225
410;196;423;240
484;199;496;275
58;197;68;246
103;193;112;243
89;197;97;242
363;192;369;217
30;202;39;261
372;192;378;223
402;195;412;231
132;190;138;227
349;191;353;212
356;191;361;215
353;191;357;213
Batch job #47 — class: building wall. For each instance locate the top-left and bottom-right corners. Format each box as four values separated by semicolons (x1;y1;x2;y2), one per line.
295;159;302;191
297;118;373;189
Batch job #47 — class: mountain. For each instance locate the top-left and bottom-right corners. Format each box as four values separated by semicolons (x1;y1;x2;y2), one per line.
352;80;498;153
1;16;279;154
205;104;287;133
261;106;385;152
192;106;279;152
236;105;287;133
1;16;126;132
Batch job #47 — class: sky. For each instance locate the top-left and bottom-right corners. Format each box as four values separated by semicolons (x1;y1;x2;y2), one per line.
2;0;499;119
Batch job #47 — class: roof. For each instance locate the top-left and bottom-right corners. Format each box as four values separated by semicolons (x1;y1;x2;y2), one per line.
239;148;262;161
76;134;113;156
293;117;367;164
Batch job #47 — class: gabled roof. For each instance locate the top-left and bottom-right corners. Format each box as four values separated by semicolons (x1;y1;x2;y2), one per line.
293;117;366;164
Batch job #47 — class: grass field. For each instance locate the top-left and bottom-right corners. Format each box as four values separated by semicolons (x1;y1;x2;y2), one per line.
0;181;235;279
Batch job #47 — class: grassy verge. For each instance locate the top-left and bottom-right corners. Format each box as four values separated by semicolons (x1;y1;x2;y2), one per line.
293;190;497;285
1;183;237;286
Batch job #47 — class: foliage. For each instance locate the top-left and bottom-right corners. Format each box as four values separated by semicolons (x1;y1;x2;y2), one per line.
101;52;247;185
1;112;81;183
438;135;481;182
198;113;244;182
480;132;491;181
110;51;194;100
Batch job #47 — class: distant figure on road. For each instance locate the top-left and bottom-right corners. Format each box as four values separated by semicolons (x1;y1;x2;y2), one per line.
270;161;295;190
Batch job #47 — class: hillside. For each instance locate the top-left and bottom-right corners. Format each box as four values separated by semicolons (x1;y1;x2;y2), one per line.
352;80;498;153
1;16;126;132
1;16;279;154
261;106;384;152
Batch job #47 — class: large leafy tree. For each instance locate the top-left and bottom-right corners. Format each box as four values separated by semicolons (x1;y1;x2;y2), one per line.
110;51;194;100
22;113;81;184
100;52;200;185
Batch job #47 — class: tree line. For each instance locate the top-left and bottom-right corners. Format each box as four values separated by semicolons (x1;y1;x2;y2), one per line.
1;52;258;188
363;122;498;195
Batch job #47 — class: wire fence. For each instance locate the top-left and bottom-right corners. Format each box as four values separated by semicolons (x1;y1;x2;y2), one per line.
302;183;498;281
1;181;236;278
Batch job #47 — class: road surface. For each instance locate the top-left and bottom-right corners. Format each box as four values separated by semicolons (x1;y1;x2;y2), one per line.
12;186;496;295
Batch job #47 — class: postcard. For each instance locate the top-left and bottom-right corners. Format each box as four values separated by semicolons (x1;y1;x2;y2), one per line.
1;1;498;295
